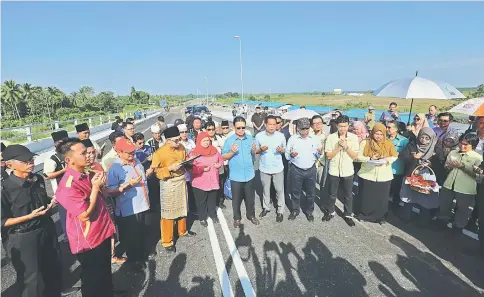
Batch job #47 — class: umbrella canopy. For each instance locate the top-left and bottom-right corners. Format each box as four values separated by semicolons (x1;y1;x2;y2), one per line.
448;97;484;116
374;76;465;99
281;109;318;121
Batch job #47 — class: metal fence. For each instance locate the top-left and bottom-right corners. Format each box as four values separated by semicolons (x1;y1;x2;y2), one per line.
0;111;154;143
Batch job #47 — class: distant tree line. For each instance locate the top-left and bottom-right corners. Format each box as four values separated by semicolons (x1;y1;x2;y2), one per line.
0;80;187;128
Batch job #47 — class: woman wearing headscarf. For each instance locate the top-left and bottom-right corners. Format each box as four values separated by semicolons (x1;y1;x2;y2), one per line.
189;132;224;227
355;123;398;223
398;127;438;226
407;113;429;142
352;121;369;174
431;130;459;185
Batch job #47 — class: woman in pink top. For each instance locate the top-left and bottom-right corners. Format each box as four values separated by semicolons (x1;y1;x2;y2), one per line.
190;132;224;227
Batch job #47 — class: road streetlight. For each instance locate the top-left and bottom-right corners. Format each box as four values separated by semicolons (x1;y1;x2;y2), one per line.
233;35;244;102
204;77;208;105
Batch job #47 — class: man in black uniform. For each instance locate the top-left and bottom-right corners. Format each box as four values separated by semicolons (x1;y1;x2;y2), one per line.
1;142;8;181
1;145;62;297
44;130;69;240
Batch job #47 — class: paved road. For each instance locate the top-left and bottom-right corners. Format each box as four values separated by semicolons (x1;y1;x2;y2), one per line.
2;109;484;297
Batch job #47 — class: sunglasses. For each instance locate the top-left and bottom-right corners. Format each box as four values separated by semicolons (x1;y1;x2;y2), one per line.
438;119;450;122
169;138;181;143
179;131;188;134
222;127;230;129
236;126;246;130
206;128;215;131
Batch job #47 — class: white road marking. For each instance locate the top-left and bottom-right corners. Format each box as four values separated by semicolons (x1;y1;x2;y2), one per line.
206;217;236;297
217;208;257;297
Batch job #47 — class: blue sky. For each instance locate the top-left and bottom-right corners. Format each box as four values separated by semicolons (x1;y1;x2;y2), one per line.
2;1;484;95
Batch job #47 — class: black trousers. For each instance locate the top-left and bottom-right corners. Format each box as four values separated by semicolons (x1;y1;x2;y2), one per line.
325;174;354;216
231;178;256;220
116;211;147;262
77;238;113;297
290;164;316;215
187;182;197;213
477;183;484;252
390;174;404;203
6;222;62;297
193;187;218;221
218;169;228;206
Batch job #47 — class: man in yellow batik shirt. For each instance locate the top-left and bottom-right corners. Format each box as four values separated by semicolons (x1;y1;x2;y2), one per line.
151;126;196;253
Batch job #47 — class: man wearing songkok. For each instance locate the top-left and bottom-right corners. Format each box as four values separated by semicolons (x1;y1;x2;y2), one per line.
151;126;196;253
75;123;104;160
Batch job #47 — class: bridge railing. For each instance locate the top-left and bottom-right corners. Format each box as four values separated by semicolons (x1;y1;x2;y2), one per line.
0;111;157;143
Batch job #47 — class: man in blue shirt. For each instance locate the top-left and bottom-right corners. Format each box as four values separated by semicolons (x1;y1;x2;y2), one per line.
222;116;260;228
386;120;409;204
255;115;286;222
285;117;321;222
379;102;400;125
106;137;150;271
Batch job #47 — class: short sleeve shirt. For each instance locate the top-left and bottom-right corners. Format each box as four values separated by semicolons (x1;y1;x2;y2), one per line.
56;167;115;254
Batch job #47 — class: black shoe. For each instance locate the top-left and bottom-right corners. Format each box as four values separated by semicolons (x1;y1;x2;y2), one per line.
288;211;299;220
165;245;176;253
306;214;314;222
185;231;197;237
219;202;226;209
233;220;242;228
249;217;260;225
200;220;208;227
211;217;219;224
62;287;80;296
344;216;356;227
259;209;270;218
276;213;283;223
321;210;334;222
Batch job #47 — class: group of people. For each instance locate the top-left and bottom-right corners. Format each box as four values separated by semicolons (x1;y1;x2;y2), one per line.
1;102;483;297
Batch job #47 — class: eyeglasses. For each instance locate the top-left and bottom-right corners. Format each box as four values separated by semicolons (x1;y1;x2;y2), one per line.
179;131;188;134
18;158;35;164
206;128;215;131
438;119;450;122
236;126;246;130
222;126;230;129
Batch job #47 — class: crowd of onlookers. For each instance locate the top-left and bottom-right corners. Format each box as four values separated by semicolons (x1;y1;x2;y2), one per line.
0;102;483;297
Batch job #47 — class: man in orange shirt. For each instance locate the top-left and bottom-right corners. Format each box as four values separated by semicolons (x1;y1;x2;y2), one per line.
151;126;196;253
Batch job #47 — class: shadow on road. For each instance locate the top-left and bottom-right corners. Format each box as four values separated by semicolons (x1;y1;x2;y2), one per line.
370;234;483;297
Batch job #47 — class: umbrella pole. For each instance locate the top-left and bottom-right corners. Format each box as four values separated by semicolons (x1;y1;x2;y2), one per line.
407;98;414;125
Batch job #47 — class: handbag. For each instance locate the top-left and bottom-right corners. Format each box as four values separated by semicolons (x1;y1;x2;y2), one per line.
224;178;232;200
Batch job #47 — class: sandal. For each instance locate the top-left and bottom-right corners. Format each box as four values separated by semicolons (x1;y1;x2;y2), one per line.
111;256;127;264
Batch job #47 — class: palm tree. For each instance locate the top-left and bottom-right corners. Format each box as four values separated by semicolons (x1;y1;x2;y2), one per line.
1;80;22;120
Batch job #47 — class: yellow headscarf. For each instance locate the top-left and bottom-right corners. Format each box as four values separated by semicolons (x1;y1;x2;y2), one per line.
363;123;398;158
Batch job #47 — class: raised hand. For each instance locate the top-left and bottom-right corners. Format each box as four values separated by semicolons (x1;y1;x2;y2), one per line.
231;143;239;153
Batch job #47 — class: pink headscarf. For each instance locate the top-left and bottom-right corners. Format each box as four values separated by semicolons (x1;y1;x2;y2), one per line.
353;121;368;143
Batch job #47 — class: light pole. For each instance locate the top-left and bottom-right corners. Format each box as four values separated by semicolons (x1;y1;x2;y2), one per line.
204;76;208;105
233;35;244;102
